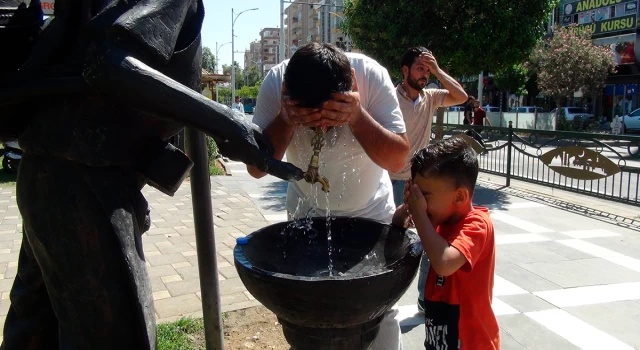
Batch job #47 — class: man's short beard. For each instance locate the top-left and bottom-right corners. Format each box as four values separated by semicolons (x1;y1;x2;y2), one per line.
407;75;426;91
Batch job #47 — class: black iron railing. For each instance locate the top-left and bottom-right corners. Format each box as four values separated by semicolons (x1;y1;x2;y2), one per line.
439;123;640;205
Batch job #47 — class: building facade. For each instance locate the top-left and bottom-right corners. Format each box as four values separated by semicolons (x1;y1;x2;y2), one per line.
260;28;281;76
557;0;640;119
283;0;356;60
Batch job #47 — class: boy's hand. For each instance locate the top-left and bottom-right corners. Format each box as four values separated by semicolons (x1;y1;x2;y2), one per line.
407;184;428;218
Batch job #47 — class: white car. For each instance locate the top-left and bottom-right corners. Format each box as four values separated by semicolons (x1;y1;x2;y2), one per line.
550;107;594;121
622;108;640;132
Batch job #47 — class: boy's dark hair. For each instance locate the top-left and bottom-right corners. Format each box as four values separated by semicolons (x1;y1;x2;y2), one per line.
283;42;352;108
400;47;430;77
411;137;479;193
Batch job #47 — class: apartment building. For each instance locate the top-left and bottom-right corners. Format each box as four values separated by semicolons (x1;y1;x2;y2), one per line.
260;28;281;75
283;0;355;59
244;40;261;72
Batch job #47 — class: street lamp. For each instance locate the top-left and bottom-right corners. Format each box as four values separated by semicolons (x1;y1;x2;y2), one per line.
232;7;258;103
215;41;231;103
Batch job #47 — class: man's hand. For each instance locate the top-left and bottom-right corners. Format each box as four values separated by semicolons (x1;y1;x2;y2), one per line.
318;69;363;128
216;117;304;182
407;184;428;218
281;99;324;128
418;52;441;75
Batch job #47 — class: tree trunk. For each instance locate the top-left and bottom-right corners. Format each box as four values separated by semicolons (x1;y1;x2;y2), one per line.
435;107;445;140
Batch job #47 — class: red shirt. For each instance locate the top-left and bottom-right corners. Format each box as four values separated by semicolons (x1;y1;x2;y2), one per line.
423;207;499;350
473;107;486;125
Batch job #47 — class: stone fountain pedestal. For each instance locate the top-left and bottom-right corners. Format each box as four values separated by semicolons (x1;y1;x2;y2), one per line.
234;217;422;350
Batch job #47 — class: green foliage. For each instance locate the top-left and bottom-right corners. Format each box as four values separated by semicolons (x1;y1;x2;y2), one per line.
343;0;557;78
206;136;218;162
223;61;245;89
236;85;259;99
245;65;262;87
494;64;529;96
526;25;616;102
157;318;204;350
202;47;216;73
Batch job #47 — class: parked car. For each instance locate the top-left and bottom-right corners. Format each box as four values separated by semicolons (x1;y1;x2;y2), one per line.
510;106;544;114
622;108;640;132
550;107;594;121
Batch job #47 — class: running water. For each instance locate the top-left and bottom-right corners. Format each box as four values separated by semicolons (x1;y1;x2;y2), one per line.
325;191;333;276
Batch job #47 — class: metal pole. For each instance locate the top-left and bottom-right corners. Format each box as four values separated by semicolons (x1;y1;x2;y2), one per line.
506;121;513;187
280;0;285;62
231;8;236;104
215;42;219;103
186;128;224;350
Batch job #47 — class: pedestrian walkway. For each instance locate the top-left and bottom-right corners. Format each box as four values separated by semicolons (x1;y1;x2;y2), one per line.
0;159;640;349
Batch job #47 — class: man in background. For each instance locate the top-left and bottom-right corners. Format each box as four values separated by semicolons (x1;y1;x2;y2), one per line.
388;47;467;314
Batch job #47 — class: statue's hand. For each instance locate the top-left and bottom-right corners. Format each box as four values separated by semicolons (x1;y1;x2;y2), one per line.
215;118;304;182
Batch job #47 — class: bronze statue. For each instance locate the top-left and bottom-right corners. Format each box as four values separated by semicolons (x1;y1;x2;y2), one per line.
0;0;303;349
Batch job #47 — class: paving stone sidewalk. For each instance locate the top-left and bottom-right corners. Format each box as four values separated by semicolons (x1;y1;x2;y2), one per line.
0;178;268;332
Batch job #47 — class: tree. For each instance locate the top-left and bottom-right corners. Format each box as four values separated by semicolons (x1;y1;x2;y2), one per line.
494;64;529;98
526;25;616;121
202;47;216;73
244;65;262;87
223;61;244;89
343;0;557;78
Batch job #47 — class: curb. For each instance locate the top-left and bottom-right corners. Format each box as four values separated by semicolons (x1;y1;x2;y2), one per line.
217;157;233;176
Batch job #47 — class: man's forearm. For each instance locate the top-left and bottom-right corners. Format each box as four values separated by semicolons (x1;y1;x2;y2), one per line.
434;68;468;107
247;113;295;178
350;109;409;173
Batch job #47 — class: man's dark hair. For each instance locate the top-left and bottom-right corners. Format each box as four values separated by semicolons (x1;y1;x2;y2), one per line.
410;137;479;193
400;46;430;76
283;42;352;108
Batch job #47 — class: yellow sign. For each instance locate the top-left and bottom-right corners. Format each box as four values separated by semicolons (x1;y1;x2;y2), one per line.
575;0;624;12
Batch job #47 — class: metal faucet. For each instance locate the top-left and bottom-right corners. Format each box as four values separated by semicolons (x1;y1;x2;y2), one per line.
303;128;330;192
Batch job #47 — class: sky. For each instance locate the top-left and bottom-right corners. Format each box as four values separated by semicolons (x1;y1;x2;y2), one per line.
202;0;282;71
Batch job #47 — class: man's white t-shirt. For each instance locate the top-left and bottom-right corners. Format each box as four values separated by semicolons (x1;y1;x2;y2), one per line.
253;53;406;223
231;102;244;114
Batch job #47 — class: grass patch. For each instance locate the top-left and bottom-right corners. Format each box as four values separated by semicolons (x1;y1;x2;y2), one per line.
209;160;226;176
0;171;16;187
158;318;204;350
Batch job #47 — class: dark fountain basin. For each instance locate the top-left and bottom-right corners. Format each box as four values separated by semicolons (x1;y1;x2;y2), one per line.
234;216;422;350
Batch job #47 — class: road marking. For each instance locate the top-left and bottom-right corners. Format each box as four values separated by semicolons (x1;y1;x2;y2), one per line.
526;309;635;350
487;202;547;209
534;282;640;308
558;239;624;258
248;193;287;199
492;297;520;316
395;304;423;327
560;229;620;239
496;233;550;245
559;238;640;273
493;275;529;296
263;213;288;222
489;211;553;233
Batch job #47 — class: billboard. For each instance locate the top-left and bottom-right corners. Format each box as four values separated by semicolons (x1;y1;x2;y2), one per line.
561;0;639;64
561;0;637;35
41;0;54;15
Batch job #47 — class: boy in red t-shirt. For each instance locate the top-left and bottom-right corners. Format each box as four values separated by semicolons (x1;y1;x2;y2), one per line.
392;137;499;350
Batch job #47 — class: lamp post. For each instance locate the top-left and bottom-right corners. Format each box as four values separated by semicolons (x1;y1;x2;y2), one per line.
232;7;258;103
215;41;231;103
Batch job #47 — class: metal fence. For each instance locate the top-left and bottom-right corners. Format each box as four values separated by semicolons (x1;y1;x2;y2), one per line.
440;123;640;205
